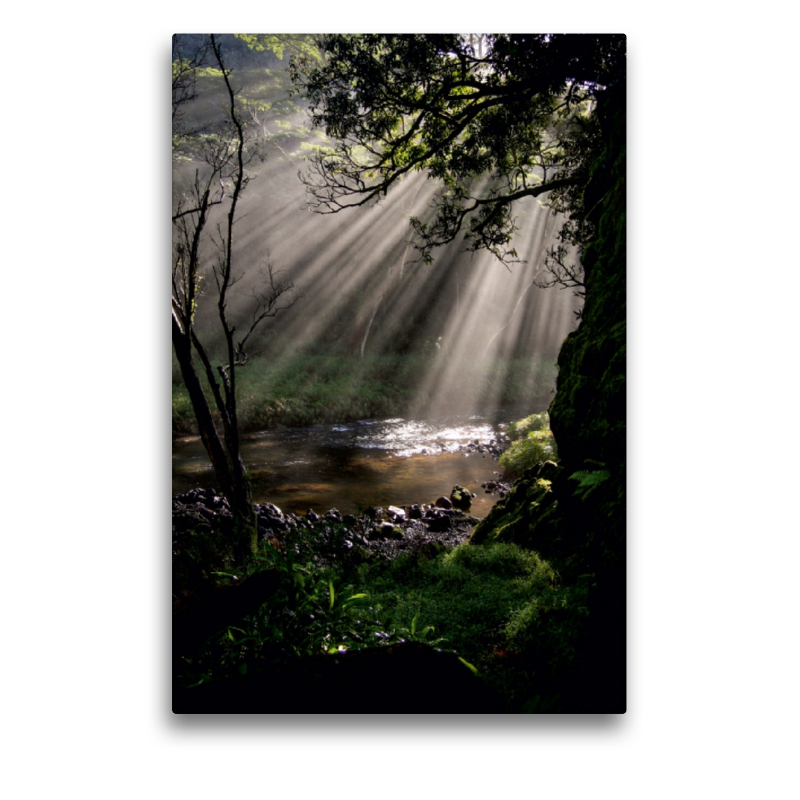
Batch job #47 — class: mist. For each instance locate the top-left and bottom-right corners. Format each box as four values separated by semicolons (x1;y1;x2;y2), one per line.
173;40;583;421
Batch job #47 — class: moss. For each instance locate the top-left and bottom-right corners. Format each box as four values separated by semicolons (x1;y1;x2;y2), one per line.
471;83;627;710
470;461;560;548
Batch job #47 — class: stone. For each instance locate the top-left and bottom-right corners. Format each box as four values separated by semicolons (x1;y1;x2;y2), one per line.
449;485;472;511
370;521;401;540
434;496;452;510
426;513;452;532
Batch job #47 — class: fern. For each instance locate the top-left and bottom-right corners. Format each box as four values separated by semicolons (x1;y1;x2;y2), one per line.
568;469;610;501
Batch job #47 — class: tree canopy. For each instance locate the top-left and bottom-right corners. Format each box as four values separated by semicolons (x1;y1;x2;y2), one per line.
291;34;625;267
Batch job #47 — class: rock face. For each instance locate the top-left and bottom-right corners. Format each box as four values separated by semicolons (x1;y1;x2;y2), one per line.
472;82;625;562
469;79;627;713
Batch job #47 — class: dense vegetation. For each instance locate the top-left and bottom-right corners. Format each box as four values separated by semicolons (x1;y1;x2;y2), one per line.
172;351;557;433
498;411;557;479
174;512;590;712
470;74;626;711
173;34;626;713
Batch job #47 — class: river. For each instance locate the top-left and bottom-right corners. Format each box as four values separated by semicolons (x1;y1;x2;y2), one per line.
172;413;524;520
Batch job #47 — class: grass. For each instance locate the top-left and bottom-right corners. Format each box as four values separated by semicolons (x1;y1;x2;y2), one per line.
172;352;558;433
347;542;589;711
174;511;590;712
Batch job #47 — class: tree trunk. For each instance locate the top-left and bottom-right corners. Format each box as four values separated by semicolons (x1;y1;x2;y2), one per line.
172;318;257;561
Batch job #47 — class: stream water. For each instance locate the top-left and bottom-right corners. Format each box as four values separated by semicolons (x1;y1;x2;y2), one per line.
172;412;529;520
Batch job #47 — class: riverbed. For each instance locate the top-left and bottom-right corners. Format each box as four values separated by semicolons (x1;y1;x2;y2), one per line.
172;414;517;520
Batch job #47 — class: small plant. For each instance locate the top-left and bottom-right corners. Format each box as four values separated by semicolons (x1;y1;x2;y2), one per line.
499;418;558;479
506;411;550;441
568;468;610;501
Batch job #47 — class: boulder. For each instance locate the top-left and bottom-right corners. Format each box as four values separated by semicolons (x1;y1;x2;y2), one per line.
449;485;473;511
370;522;404;540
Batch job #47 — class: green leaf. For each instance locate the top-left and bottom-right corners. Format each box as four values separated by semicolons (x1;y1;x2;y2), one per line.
458;657;479;676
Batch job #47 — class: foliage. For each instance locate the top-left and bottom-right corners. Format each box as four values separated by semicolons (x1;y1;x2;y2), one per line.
291;34;625;267
568;467;610;501
174;495;590;710
499;431;557;479
172;35;301;561
506;410;550;440
172;352;558;433
174;518;444;691
349;542;588;710
499;411;557;479
547;77;626;471
235;34;322;63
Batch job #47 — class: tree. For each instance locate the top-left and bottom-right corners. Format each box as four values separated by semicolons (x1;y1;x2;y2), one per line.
172;35;210;134
290;34;625;277
172;34;300;561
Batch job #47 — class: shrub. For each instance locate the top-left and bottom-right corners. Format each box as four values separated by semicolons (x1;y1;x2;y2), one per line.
506;411;550;440
499;412;558;479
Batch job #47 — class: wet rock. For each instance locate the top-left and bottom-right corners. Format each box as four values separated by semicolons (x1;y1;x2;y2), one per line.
426;512;453;532
325;509;343;523
258;502;283;519
434;496;452;510
369;522;403;540
449;485;473;511
174;486;479;569
258;502;289;532
387;505;406;521
481;479;510;498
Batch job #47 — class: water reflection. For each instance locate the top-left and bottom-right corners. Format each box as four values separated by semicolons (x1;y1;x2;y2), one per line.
173;413;518;519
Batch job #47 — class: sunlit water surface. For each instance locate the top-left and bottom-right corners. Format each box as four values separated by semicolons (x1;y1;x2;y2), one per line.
172;414;525;520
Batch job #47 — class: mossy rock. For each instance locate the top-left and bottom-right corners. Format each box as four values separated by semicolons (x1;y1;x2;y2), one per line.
472;83;626;581
450;485;472;511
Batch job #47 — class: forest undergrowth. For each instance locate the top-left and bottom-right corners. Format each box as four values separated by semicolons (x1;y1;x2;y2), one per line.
172;353;558;433
174;513;589;713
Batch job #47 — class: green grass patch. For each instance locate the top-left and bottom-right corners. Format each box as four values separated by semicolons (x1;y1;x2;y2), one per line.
346;542;588;711
172;353;558;432
174;515;589;711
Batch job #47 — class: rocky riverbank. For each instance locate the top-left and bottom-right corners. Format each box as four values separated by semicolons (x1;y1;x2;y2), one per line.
173;483;485;571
